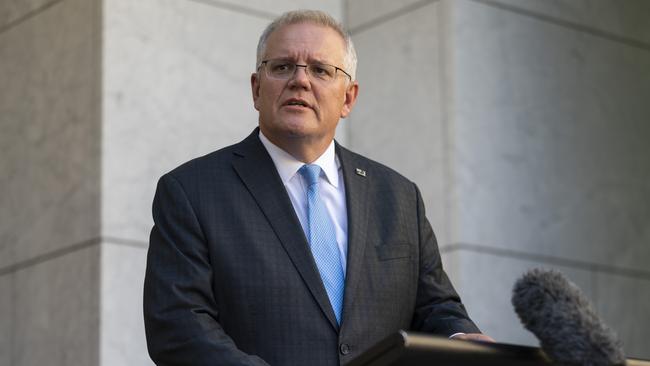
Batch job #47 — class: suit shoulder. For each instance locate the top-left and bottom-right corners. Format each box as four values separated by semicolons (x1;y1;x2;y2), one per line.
161;142;241;184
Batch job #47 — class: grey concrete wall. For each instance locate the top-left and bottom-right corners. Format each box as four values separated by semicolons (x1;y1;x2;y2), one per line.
2;0;649;364
347;0;650;359
0;0;102;364
447;1;650;356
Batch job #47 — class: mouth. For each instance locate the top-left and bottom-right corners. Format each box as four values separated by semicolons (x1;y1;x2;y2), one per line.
282;98;312;110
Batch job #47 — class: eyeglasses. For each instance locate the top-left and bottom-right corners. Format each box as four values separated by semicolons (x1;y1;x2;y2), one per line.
258;59;352;83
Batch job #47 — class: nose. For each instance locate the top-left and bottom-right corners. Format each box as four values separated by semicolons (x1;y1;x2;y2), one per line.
288;65;311;89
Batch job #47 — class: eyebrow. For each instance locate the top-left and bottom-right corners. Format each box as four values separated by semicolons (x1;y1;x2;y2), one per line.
270;56;332;65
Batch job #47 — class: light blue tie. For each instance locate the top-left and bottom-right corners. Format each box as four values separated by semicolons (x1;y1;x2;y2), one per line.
299;164;345;324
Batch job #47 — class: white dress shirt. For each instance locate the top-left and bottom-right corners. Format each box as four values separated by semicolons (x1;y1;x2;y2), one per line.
259;131;348;275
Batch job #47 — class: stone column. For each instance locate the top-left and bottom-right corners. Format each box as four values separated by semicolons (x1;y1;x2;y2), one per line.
1;0;101;364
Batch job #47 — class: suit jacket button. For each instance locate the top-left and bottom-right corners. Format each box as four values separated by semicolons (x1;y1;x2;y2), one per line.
339;343;350;355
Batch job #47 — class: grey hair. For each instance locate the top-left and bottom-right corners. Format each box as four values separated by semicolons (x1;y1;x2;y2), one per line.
256;10;357;81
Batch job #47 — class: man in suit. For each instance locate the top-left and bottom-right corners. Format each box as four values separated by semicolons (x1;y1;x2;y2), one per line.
144;9;493;366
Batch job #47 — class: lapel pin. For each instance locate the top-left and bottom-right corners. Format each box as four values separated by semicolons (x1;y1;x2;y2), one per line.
355;168;367;177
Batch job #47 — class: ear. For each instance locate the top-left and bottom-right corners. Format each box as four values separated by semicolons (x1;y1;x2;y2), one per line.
340;81;359;118
251;72;261;111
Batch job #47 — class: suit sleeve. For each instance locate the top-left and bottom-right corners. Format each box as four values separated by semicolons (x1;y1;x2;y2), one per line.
410;183;481;336
143;173;270;366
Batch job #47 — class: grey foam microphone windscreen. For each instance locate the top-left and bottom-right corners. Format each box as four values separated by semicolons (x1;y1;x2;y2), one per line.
512;268;626;366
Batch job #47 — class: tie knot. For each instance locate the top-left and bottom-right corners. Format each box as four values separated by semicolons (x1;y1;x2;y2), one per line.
299;164;321;187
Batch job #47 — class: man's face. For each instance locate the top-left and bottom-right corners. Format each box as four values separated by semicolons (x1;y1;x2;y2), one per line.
251;22;358;149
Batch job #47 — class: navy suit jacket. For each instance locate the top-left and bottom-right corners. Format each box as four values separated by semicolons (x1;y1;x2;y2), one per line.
144;129;480;365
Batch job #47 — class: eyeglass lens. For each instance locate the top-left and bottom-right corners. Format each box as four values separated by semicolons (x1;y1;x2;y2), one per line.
263;60;344;82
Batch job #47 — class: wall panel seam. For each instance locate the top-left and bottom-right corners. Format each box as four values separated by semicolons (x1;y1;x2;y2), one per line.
440;242;650;280
471;0;650;52
0;237;100;276
349;0;440;35
10;263;16;366
102;236;148;249
437;0;454;249
0;0;62;35
0;236;146;276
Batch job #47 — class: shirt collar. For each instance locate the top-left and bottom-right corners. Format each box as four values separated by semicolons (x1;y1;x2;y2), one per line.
259;130;340;188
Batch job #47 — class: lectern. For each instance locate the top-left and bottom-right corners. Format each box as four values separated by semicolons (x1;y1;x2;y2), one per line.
346;331;650;366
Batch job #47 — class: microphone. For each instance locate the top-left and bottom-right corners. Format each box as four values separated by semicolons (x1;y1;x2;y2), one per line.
511;268;626;366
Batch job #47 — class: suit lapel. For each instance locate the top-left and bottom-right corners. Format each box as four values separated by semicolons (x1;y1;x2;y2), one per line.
337;144;370;322
231;130;340;331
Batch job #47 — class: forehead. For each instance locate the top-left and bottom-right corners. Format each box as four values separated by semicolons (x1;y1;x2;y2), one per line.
263;22;346;62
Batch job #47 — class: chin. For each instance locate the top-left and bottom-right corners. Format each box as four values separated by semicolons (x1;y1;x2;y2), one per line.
278;120;318;137
283;128;314;139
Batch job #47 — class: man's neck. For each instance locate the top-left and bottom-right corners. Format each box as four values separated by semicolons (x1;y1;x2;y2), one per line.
260;128;334;164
